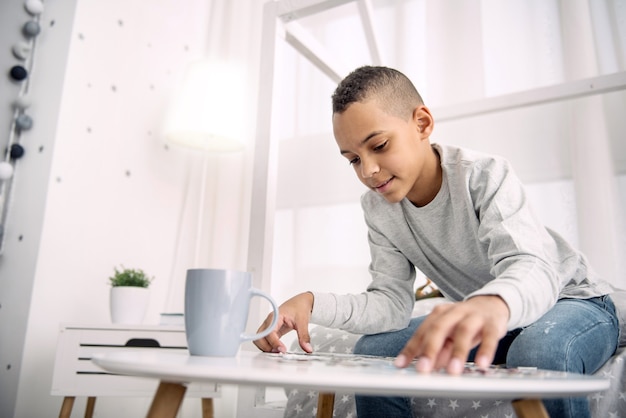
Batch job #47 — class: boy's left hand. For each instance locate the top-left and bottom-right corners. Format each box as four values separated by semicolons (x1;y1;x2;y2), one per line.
394;295;509;374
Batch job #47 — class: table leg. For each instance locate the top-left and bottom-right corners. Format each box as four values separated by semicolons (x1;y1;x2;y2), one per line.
316;393;335;418
512;399;549;418
84;396;96;418
59;396;75;418
201;398;214;418
146;381;187;418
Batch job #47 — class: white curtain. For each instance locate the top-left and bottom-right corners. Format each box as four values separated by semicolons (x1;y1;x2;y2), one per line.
164;0;264;313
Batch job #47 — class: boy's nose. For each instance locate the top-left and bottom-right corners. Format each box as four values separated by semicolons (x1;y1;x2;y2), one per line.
361;158;380;178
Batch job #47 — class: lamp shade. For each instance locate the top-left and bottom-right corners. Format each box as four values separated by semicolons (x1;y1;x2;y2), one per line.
164;60;245;152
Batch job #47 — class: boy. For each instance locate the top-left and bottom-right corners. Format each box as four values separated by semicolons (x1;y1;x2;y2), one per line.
254;66;622;417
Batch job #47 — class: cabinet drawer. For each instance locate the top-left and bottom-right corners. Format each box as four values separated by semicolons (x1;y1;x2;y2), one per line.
77;327;187;348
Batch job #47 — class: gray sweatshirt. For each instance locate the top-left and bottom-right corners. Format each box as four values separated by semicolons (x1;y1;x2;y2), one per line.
311;143;616;334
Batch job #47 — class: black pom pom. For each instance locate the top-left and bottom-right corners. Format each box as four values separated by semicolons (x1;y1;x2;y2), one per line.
9;65;28;81
9;144;25;159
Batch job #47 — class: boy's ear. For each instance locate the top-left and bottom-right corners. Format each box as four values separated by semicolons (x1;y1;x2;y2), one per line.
412;105;434;138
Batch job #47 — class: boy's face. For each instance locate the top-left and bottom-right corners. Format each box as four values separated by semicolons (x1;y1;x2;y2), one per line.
333;99;437;205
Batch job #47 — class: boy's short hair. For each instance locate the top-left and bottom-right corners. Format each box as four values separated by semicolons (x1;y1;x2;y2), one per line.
331;66;424;120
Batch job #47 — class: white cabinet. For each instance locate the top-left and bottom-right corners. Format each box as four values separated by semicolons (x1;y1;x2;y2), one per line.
51;324;219;417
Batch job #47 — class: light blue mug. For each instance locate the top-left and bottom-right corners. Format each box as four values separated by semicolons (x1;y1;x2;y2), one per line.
184;268;279;356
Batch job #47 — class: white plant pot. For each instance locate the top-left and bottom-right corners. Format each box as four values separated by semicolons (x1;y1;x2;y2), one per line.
110;287;150;324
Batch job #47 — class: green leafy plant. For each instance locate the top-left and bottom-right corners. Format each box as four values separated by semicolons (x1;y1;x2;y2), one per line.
109;266;153;288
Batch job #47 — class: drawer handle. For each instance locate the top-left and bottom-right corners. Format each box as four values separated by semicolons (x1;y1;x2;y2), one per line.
125;338;160;348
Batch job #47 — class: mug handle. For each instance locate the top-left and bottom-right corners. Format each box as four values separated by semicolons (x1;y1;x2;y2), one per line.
240;288;280;342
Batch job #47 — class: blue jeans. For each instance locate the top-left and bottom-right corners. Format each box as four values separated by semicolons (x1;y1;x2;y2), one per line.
353;296;619;418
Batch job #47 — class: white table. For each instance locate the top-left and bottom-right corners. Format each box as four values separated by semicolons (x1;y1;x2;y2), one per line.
92;350;610;418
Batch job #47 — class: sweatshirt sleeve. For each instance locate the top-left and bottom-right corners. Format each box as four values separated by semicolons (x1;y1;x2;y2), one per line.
310;195;417;334
464;157;561;329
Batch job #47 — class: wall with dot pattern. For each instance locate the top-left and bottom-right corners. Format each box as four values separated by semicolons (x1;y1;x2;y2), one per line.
0;0;259;417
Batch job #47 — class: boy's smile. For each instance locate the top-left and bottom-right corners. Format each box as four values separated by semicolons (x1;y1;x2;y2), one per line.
333;99;441;206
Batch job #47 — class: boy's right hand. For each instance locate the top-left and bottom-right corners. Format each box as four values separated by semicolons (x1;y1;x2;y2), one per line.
253;292;314;354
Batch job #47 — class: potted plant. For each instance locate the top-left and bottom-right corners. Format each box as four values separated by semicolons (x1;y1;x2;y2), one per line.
109;266;153;324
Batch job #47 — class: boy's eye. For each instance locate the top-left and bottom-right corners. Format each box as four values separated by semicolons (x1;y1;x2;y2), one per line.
373;141;388;151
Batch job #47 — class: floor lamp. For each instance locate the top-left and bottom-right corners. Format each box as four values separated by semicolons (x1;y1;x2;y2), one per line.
161;59;245;316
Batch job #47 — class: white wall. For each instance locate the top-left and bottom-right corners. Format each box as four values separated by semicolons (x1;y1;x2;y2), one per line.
0;1;261;417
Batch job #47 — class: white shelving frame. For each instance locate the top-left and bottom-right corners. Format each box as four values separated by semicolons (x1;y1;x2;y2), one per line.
241;1;626;416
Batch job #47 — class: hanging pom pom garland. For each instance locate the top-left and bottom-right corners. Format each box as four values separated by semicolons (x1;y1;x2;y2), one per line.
1;0;44;253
